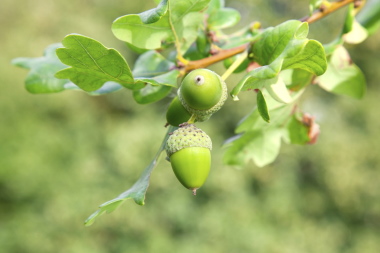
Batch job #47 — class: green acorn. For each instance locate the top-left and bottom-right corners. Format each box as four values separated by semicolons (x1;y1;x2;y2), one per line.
166;96;192;127
178;69;227;122
166;123;212;195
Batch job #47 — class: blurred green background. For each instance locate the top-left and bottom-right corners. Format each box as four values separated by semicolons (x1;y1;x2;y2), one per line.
1;0;379;252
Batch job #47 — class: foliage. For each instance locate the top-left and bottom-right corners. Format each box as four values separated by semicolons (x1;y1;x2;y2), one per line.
11;0;379;227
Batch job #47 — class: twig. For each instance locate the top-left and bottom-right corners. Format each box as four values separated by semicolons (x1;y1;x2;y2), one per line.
183;44;246;73
300;0;356;23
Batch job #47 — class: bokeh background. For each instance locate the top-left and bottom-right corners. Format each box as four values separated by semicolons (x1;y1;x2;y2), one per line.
1;0;379;252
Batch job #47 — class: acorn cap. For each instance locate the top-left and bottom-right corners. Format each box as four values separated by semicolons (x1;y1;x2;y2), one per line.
166;123;212;158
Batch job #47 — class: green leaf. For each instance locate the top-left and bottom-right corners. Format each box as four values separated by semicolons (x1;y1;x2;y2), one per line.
131;50;178;103
281;39;326;75
84;126;176;226
112;0;210;53
284;69;313;91
132;69;179;104
12;43;69;93
64;81;123;95
184;43;208;60
12;42;125;95
220;30;258;50
342;3;355;34
139;0;169;24
125;42;150;54
265;76;292;104
252;20;308;65
318;46;366;99
206;0;224;15
343;20;368;44
225;93;295;167
208;8;240;29
286;114;310;145
133;84;172;104
135;69;179;88
133;50;175;77
253;20;326;74
195;30;211;56
179;12;208;53
323;38;343;56
55;34;136;92
224;128;284;167
230;60;282;100
236;99;293;134
113;14;170;51
357;0;380;35
256;90;270;123
231;20;326;100
341;3;368;44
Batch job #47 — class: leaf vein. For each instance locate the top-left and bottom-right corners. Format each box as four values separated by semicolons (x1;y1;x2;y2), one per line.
73;36;107;76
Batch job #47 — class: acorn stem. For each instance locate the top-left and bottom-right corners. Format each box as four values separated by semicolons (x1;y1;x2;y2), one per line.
187;114;197;124
192;189;197;195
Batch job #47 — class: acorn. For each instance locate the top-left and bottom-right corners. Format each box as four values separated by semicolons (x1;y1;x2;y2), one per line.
166;123;212;195
178;69;227;122
166;96;192;127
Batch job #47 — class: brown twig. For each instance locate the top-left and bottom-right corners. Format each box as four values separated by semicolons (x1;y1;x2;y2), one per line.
183;44;246;73
300;0;356;23
181;0;357;73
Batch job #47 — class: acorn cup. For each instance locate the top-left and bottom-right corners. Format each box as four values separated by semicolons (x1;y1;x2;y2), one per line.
165;123;212;195
166;69;227;126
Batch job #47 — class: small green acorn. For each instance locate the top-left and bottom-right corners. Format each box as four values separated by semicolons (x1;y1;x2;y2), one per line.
178;69;227;122
166;123;212;195
166;96;192;127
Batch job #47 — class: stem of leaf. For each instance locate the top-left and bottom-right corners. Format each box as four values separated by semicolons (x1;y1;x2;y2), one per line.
167;1;189;65
221;50;249;81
